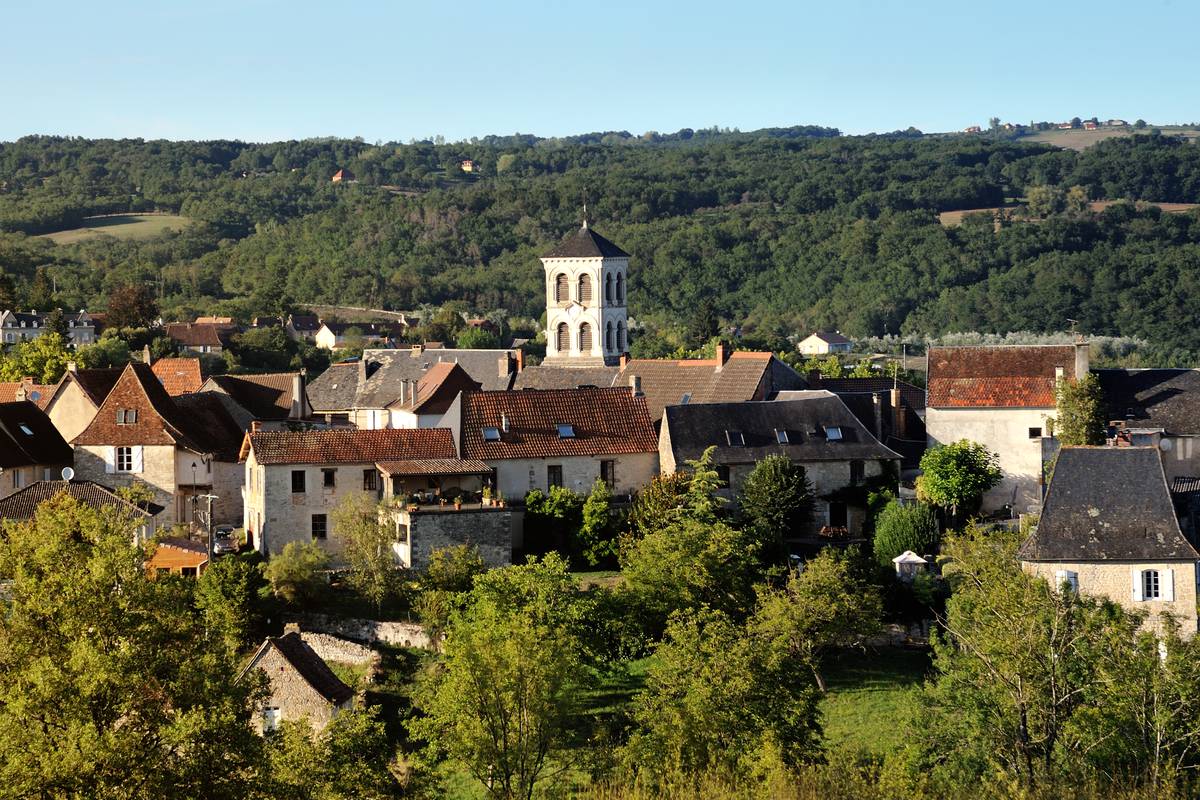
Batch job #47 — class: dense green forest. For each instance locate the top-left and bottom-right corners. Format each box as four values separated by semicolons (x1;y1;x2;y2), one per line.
3;128;1200;358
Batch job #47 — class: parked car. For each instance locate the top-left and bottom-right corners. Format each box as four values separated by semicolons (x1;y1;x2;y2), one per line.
213;525;238;555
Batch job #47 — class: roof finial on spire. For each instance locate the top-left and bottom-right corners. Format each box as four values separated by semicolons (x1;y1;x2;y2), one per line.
582;202;589;230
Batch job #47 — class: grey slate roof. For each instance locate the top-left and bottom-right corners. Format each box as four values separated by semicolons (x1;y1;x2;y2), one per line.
541;225;630;259
0;401;73;469
306;362;360;412
513;366;620;391
1017;447;1200;562
662;391;902;466
1095;369;1200;435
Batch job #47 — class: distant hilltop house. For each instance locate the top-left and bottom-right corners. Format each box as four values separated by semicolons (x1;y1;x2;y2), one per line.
0;309;98;346
331;168;355;183
1083;121;1099;131
963;125;982;134
1107;119;1129;127
797;330;853;356
459;159;476;173
164;322;234;355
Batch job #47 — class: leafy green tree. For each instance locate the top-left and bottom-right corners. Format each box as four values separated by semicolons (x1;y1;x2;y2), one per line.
753;548;882;692
1064;184;1090;215
455;325;500;349
410;572;585;800
577;478;615;566
0;331;71;383
872;500;940;566
1052;372;1105;445
625;471;690;540
24;266;54;309
1026;184;1066;217
76;333;131;368
812;354;844;377
1135;118;1147;129
738;455;814;558
423;544;486;593
264;540;328;604
195;552;267;654
229;325;295;372
0;495;263;798
621;608;821;782
523;486;584;553
332;493;401;612
0;272;16;310
686;299;720;347
917;440;1001;519
265;708;400;800
105;283;159;329
43;308;71;339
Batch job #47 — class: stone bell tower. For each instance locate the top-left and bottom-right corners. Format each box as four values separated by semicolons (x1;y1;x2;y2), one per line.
539;216;630;368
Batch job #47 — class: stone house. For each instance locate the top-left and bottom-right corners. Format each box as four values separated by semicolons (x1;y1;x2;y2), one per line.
925;344;1089;514
241;427;480;558
71;363;246;526
453;386;660;500
286;314;322;342
0;401;73;499
515;344;806;425
313;321;405;351
797;330;853;356
241;632;354;734
306;346;521;427
42;364;123;442
0;309;97;346
164;322;233;355
1018;447;1200;636
0;478;164;543
658;391;901;536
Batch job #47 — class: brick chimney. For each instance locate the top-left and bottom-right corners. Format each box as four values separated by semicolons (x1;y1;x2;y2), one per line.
250;420;262;433
619;352;630;370
715;341;729;369
514;347;525;373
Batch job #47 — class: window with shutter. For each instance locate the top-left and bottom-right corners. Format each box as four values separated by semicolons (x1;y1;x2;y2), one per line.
579;322;592;352
554;274;569;304
556;323;570;354
578;274;592;304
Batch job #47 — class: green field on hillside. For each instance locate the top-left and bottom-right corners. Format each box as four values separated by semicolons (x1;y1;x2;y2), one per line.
40;214;191;244
1024;125;1200;151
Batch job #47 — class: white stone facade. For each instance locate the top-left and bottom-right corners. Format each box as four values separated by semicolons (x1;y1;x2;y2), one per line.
541;252;628;366
487;453;658;501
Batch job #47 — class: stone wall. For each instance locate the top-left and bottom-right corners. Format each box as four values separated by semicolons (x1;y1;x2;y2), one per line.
282;624;379;665
491;452;658;500
398;507;513;570
74;443;177;524
285;612;435;650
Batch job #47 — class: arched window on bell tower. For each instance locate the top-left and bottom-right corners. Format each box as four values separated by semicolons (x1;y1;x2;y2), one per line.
579;322;593;353
606;322;615;353
578;275;592;304
616;321;626;352
615;273;625;305
554;274;569;304
556;322;570;353
605;273;614;303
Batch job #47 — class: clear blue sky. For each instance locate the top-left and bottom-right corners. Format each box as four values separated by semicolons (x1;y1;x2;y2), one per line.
2;0;1195;142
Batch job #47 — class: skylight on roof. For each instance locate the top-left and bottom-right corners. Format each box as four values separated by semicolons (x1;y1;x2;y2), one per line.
680;393;691;405
557;423;576;439
824;425;843;441
726;430;746;446
775;429;789;444
482;426;501;442
18;423;33;436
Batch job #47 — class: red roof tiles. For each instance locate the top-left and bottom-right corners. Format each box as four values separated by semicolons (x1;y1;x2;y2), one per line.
927;346;1077;408
244;428;457;465
151;358;204;396
460;387;657;460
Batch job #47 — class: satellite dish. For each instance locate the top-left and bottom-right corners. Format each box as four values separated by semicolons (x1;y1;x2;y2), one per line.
29;390;40;402
1160;438;1174;452
61;466;75;481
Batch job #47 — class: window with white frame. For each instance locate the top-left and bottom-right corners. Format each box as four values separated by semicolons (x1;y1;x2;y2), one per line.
116;446;134;472
1132;567;1173;602
1053;569;1079;592
262;707;282;732
1143;569;1160;600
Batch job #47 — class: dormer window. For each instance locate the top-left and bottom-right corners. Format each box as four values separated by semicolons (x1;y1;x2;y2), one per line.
482;426;501;442
117;409;138;425
556;423;575;439
680;393;692;405
824;426;843;441
726;430;745;446
775;429;790;444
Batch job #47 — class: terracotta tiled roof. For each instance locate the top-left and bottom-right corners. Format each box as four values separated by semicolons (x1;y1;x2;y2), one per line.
206;372;304;420
401;362;481;414
72;363;242;460
376;458;495;476
460;387;657;460
244;428;457;465
151;358;204;395
0;402;73;468
0;479;162;520
165;323;231;348
0;379;54;408
927;346;1077;408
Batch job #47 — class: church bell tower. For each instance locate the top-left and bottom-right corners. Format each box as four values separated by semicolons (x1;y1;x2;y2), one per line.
539;216;630;368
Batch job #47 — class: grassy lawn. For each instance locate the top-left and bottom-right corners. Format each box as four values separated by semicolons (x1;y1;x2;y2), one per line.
819;647;931;756
1023;125;1200;151
40;213;191;244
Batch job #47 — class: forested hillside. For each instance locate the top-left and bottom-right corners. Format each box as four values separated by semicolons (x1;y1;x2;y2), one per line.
3;128;1200;358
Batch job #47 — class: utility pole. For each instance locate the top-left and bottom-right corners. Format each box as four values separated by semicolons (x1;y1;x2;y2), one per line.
198;494;219;564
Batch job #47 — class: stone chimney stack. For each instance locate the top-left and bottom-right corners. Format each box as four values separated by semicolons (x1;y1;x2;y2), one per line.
142;344;152;365
619;352;629;370
66;361;77;374
501;413;509;433
514;348;525;373
891;387;906;438
630;374;643;397
499;353;512;378
872;392;885;442
399;380;408;405
1073;342;1090;380
289;371;308;420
